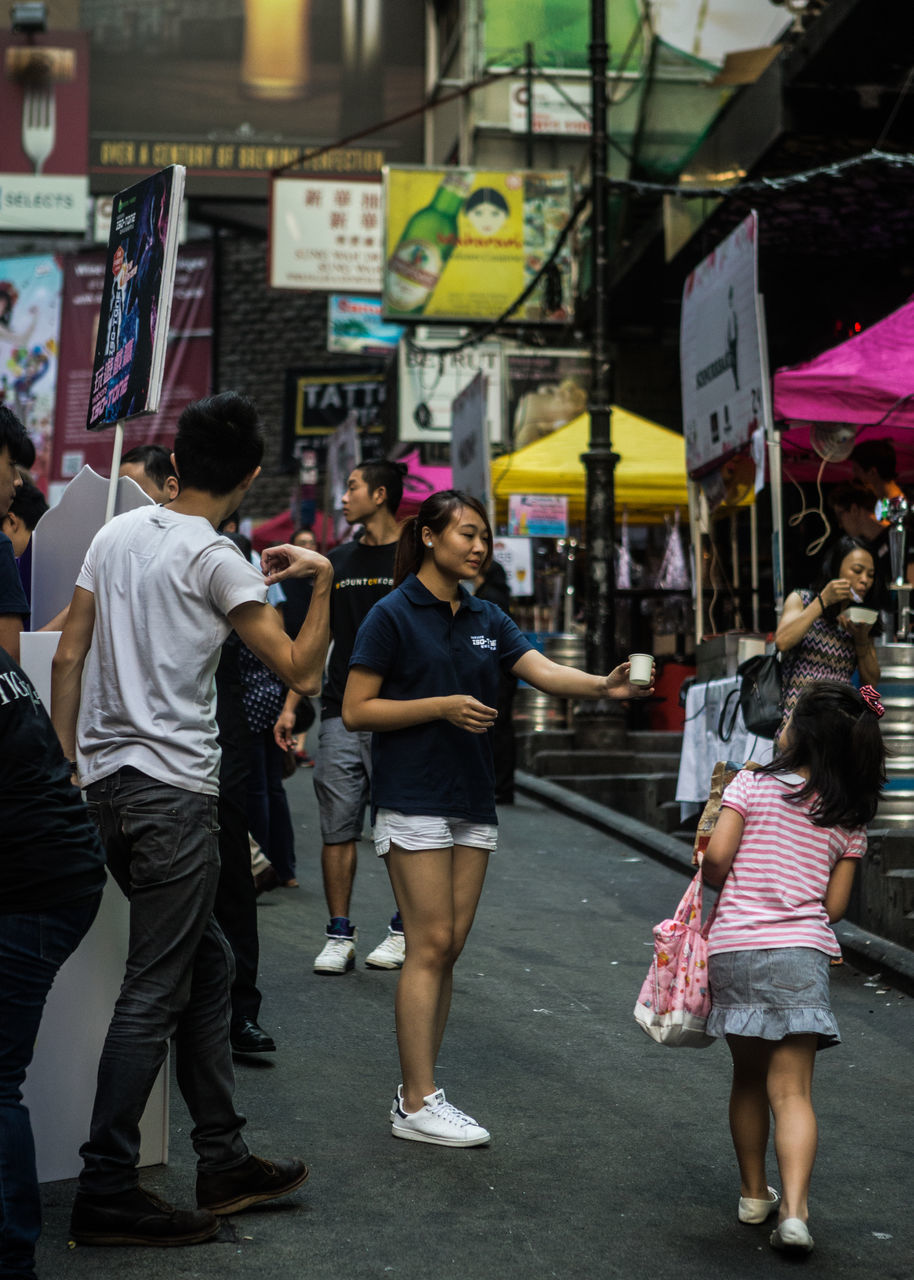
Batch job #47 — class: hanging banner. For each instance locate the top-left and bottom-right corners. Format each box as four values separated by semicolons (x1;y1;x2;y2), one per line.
382;166;574;324
49;245;213;498
397;337;504;444
680;211;765;478
492;535;534;597
0;254;64;494
451;371;491;509
270;177;384;292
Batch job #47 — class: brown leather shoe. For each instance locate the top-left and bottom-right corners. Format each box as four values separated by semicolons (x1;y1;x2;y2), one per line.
196;1154;309;1215
70;1186;219;1247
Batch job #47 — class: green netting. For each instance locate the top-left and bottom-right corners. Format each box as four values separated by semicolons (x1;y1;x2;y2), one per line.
482;0;644;73
632;38;732;179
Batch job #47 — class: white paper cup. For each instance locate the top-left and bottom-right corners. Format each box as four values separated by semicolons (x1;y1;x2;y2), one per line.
628;653;653;687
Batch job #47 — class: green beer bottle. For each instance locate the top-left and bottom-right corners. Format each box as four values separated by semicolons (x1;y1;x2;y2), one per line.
385;171;474;315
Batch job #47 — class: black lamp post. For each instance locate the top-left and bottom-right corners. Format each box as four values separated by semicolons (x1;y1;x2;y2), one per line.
582;0;618;675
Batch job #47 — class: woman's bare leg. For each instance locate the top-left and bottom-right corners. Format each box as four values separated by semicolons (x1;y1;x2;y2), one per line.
385;844;488;1112
726;1035;775;1200
767;1035;818;1223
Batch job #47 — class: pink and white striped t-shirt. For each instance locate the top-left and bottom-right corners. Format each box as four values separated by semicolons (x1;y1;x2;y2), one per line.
707;769;867;958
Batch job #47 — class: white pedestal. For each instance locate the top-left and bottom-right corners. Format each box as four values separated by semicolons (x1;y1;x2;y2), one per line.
19;632;169;1183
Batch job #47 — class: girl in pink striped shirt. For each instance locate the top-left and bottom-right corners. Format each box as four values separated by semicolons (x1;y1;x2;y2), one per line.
702;680;885;1255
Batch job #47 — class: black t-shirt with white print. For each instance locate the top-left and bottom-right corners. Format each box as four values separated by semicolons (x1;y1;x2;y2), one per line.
321;536;397;720
0;649;106;913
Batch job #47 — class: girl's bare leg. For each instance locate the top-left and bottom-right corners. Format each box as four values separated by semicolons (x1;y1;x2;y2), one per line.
385;844;488;1112
767;1034;818;1223
726;1036;775;1200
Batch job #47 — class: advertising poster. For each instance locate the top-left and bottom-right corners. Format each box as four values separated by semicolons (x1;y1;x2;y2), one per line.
505;348;590;449
270;177;384;293
83;0;425;195
0;32;90;233
492;536;534;597
50;246;213;496
0;255;63;494
87;166;186;429
382;166;574;323
508;493;568;537
282;361;388;468
680;211;765;478
397;337;503;444
327;296;404;354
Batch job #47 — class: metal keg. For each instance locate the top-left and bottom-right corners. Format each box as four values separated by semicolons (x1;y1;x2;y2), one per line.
514;633;586;730
873;642;914;828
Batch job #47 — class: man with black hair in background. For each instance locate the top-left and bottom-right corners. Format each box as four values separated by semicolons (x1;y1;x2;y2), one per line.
118;443;180;504
276;459;408;974
52;392;332;1248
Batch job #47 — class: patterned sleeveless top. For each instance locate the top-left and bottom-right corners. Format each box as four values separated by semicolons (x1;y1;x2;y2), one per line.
777;587;856;739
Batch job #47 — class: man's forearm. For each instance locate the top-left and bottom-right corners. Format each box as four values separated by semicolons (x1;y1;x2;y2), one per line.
50;651;85;760
289;574;331;694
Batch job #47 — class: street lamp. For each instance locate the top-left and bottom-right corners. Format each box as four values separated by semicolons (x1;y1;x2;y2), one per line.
582;0;618;676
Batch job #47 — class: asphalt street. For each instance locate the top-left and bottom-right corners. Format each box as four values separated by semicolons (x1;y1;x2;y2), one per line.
36;764;914;1280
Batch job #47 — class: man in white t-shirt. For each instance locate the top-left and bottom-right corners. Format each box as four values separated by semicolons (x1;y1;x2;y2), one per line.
51;392;332;1249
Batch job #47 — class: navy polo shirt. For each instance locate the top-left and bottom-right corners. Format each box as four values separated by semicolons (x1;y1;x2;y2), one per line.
349;573;532;824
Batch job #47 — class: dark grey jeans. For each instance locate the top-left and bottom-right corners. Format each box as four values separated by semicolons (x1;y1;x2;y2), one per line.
81;768;249;1196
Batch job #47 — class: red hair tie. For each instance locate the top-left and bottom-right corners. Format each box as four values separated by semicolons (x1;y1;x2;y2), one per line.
859;685;885;718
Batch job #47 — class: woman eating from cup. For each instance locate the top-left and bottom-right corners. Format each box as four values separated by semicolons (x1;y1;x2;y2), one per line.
774;535;884;743
342;489;653;1147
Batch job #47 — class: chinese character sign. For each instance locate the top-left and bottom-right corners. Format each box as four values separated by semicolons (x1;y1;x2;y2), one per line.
270;177;384;292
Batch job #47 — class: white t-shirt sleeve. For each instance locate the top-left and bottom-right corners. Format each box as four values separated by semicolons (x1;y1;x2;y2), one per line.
75;531;99;594
204;541;269;616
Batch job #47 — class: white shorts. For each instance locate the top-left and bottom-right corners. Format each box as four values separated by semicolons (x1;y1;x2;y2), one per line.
373;808;498;857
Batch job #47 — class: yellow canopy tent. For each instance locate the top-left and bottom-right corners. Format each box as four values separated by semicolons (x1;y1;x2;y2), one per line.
492;408;688;524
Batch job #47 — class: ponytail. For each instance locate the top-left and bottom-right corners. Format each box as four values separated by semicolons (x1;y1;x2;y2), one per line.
394;516;424;586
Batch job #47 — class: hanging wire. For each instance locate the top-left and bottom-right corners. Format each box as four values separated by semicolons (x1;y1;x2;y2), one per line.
785;458;832;558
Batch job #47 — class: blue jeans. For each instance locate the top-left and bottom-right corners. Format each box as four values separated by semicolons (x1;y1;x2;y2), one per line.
0;896;101;1279
81;769;249;1196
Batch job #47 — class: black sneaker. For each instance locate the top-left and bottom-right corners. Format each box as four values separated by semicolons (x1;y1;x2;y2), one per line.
70;1186;219;1247
196;1154;309;1215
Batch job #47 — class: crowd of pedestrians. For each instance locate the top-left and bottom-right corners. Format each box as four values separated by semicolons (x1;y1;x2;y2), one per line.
0;394;900;1271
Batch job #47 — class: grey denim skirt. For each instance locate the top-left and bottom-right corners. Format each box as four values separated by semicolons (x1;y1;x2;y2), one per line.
707;947;841;1050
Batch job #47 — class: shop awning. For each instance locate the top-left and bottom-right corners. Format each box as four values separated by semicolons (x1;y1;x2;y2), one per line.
491;408;688;524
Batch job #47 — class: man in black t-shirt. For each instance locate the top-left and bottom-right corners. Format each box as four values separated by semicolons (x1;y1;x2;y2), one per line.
0;645;106;1279
277;460;407;974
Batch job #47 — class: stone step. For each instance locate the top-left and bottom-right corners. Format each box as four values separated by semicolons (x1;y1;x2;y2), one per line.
627;729;684;755
547;772;679;820
531;750;682;777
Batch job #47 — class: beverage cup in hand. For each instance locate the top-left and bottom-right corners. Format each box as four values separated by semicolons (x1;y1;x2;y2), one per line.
628;653;653;688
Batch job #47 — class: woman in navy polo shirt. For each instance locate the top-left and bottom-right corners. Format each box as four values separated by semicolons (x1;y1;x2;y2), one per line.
344;490;652;1147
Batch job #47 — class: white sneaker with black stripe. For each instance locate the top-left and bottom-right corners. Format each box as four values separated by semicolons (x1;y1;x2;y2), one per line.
365;928;406;969
390;1087;490;1147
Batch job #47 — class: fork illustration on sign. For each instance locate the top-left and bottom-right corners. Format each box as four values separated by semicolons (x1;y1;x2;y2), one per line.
21;83;56;174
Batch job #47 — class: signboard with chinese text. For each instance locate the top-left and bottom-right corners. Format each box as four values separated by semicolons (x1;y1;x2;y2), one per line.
270;177;383;292
508;81;591;136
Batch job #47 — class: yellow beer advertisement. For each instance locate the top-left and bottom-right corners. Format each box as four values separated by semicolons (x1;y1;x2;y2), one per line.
382;166;574;323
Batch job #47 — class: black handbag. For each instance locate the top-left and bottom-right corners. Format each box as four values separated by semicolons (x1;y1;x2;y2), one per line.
718;653;782;742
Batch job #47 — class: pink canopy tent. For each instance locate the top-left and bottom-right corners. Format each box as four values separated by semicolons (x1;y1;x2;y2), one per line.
773;294;914;480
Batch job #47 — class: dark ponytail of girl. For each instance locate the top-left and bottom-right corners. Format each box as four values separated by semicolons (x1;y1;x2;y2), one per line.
394;515;424;586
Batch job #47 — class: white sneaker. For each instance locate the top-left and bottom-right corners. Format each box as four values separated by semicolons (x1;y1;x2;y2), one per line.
391;1088;490;1147
365;928;406;969
738;1186;780;1223
313;929;357;974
